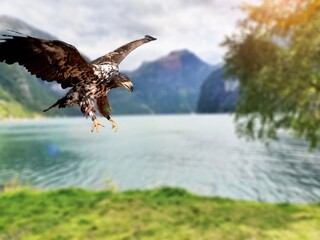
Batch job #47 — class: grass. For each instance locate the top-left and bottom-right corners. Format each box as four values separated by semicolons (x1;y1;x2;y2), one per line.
0;187;319;240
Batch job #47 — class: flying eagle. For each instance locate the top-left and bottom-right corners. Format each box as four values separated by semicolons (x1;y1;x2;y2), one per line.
0;31;156;132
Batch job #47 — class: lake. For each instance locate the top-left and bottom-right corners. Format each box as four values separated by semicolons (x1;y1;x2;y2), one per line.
0;114;320;203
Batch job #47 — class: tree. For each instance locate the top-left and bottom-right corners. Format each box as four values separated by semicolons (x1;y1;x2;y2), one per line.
222;0;320;148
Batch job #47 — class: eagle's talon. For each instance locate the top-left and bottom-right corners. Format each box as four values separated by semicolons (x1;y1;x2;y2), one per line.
91;119;104;133
109;119;118;133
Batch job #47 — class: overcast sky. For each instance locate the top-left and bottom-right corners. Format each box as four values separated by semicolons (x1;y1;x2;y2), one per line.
0;0;260;70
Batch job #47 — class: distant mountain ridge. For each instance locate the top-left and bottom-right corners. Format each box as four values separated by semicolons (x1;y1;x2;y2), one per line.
197;67;238;113
110;50;215;114
0;15;56;39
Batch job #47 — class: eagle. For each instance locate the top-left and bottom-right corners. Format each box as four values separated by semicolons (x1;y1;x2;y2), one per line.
0;31;156;132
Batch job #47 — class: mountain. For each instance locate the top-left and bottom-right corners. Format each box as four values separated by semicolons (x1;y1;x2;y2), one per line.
109;50;214;114
0;15;56;39
197;67;238;113
0;16;77;118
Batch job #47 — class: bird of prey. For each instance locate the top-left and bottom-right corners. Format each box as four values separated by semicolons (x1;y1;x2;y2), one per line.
0;31;156;132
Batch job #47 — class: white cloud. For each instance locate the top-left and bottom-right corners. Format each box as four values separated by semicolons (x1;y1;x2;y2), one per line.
0;0;261;70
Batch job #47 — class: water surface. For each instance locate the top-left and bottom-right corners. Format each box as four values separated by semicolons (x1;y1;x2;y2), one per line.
0;114;320;203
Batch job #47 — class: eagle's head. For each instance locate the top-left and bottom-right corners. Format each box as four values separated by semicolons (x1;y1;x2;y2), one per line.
111;73;134;92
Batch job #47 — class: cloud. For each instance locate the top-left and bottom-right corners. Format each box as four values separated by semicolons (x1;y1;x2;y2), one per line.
0;0;261;70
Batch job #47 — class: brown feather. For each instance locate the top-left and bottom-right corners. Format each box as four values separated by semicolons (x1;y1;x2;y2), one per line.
97;96;111;119
0;34;96;88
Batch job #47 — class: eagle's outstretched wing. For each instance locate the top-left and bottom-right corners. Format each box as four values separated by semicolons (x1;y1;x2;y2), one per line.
0;32;95;89
91;35;156;66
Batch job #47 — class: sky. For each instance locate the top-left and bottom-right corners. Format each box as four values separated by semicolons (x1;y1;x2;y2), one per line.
0;0;260;70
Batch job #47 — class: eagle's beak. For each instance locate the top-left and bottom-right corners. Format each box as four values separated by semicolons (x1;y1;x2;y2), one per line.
122;82;134;92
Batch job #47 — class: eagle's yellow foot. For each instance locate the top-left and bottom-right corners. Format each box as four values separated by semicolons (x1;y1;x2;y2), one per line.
91;119;105;133
109;118;118;133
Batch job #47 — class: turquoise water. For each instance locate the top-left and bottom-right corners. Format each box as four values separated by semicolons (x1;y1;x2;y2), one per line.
0;114;320;203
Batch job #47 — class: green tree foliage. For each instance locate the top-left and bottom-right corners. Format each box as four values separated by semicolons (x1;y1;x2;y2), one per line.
222;0;320;148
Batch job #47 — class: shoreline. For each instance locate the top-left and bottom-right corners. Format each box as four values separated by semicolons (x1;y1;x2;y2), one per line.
0;116;45;122
0;112;233;122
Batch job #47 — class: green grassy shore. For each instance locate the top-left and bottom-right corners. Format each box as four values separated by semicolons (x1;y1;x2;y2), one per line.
0;187;319;240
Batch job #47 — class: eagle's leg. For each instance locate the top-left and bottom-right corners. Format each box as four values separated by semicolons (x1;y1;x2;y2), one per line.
108;117;119;133
80;97;105;133
96;96;118;133
105;115;118;133
91;118;105;133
